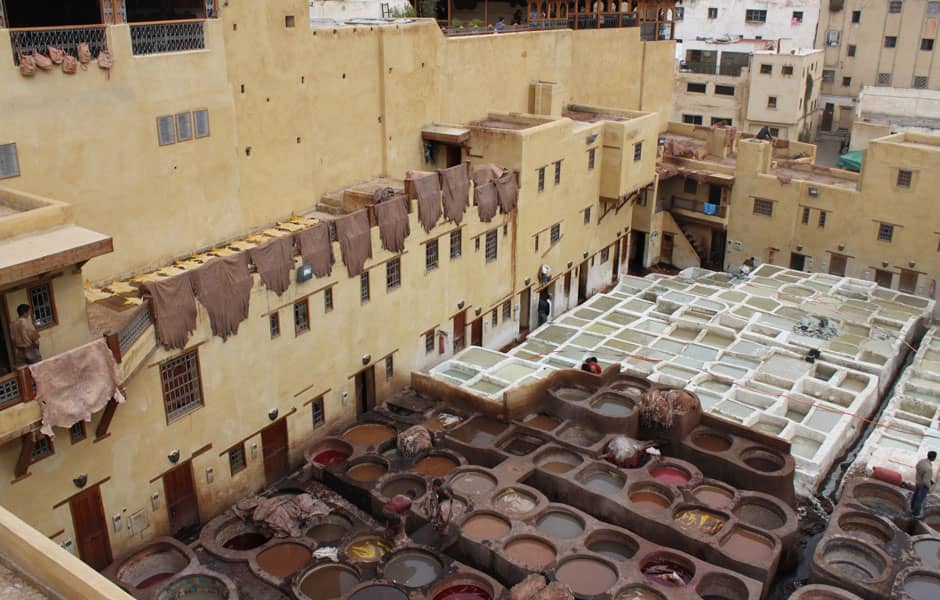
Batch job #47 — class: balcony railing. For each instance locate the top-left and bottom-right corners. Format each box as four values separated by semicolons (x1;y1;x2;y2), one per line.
118;306;152;355
130;20;205;56
9;25;107;65
670;195;727;218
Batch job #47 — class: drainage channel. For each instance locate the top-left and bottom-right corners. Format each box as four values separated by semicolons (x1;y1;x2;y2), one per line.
767;331;922;599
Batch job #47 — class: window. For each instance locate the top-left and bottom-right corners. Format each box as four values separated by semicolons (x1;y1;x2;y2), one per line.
878;73;892;85
157;115;176;146
715;85;735;96
583;206;592;224
922;39;935;51
792;11;803;23
825;30;841;46
0;143;20;179
538;167;546;192
682;114;703;125
69;422;86;444
885;36;897;48
822;69;835;82
426;239;439;271
875;269;893;288
425;330;435;354
782;65;794;76
31;435;54;463
285;14;296;27
386;258;401;291
745;9;767;22
851;10;860;23
485;230;498;262
897;169;912;188
550;224;561;244
175;112;193;142
324;287;333;312
474;237;480;251
588;148;596;170
889;0;902;13
269;312;280;338
752;198;774;217
674;6;684;19
633;142;643;162
710;117;730;126
847;45;856;57
769;127;780;137
194;109;210;138
842;77;852;87
802;207;811;225
600;247;610;263
554;161;562;185
491;310;498;328
160;350;204;422
28;283;56;328
385;356;394;382
686;82;707;93
684;179;698;195
930;2;940;16
450;230;462;259
877;223;894;242
311;397;325;427
229;444;247;475
294;299;309;334
914;76;929;89
707;7;718;18
767;96;777;108
360;272;370;303
818;211;827;228
534;233;539;252
759;64;772;74
502;300;511;321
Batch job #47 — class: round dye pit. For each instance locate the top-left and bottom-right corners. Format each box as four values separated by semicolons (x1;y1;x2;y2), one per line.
534;449;583;474
257;542;310;578
350;585;409;600
578;469;626;495
155;574;233;600
586;531;638;561
526;414;562;431
553;387;592;402
695;573;749;600
415;455;459;477
115;543;190;590
591;394;635;418
306;514;354;544
433;584;492;600
820;538;887;581
346;461;388;483
504;537;556;569
222;531;270;551
693;484;734;509
345;537;391;562
852;483;907;516
614;586;666;600
902;572;940;600
650;466;690;487
462;513;511;542
343;424;396;446
733;499;786;530
556;557;618;597
628;484;674;512
720;527;774;563
381;476;427;500
741;447;785;473
313;449;351;467
836;512;893;545
384;550;444;589
913;539;940;567
641;555;695;588
298;564;361;600
450;470;497;496
692;433;732;453
492;488;538;516
536;511;584;539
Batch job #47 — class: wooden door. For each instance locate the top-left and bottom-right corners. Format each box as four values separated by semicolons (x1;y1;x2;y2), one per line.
453;310;466;352
519;288;531;336
828;253;847;277
629;231;646;274
611;242;621;283
355;365;376;415
661;234;674;264
899;269;918;294
821;103;834;132
261;418;290;487
163;462;199;538
577;260;589;304
470;317;483;347
69;485;112;571
563;271;572;303
875;269;893;288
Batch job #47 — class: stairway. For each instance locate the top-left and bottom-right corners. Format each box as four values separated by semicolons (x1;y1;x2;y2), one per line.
676;220;705;263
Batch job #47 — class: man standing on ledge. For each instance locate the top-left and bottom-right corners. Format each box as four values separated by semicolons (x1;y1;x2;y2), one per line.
912;450;936;519
11;304;42;367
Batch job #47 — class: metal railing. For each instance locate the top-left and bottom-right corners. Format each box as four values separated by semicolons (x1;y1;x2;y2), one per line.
442;13;643;35
0;372;21;408
9;25;107;65
670;195;727;218
118;307;153;354
130;20;205;56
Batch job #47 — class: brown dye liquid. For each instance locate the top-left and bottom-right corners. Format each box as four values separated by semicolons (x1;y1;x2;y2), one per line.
415;456;458;477
461;514;510;541
222;532;269;550
693;434;731;452
257;543;310;578
540;461;576;474
693;485;734;509
629;491;671;510
299;565;361;600
346;463;387;482
526;414;561;431
556;558;618;596
343;424;396;446
382;478;426;498
505;538;556;568
721;529;773;562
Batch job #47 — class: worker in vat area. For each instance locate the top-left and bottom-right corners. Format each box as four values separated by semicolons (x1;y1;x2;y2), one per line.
11;304;42;367
424;478;454;532
756;126;774;141
911;451;936;519
581;356;602;374
537;293;552;326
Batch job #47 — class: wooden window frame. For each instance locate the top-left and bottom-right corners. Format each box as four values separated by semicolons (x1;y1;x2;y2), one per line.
537;166;546;192
801;207;811;225
160;349;205;424
426;239;439;271
633;142;643;162
818;210;827;229
293;299;310;335
386;258;401;291
311;396;326;428
877;223;894;242
450;230;462;259
550;223;561;244
194;109;211;139
28;280;58;330
502;300;511;321
228;443;247;475
554;160;562;185
69;422;87;445
175;112;194;142
583;206;592;225
269;312;280;339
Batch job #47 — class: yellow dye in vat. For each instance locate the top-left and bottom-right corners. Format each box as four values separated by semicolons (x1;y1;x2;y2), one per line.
673;508;726;536
345;537;391;562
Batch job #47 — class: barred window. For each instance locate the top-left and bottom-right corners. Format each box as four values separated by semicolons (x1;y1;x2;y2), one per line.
294;299;309;334
708;7;717;18
157;116;176;146
687;82;706;93
851;10;860;23
847;45;856;57
683;114;703;125
311;397;325;428
583;207;592;224
897;169;912;188
759;64;772;74
792;11;803;22
361;272;370;303
485;230;498;262
633;142;643;162
889;1;902;13
194;109;210;138
385;356;394;381
69;422;86;444
600;247;610;263
270;312;280;338
0;143;20;179
324;287;333;312
29;283;57;328
818;211;827;228
426;239;439;271
802;207;811;225
175;112;193;142
822;70;835;82
425;330;435;354
491;310;498;327
745;9;766;22
922;39;935;51
160;350;204;422
877;223;894;242
767;96;777;108
450;230;462;259
554;160;562;185
825;30;841;46
842;77;852;87
684;179;698;195
538;167;546;192
550;224;561;244
387;258;401;290
588;149;596;170
502;300;511;321
715;85;735;96
884;36;897;49
782;65;794;76
229;444;247;475
752;198;774;217
878;73;892;85
31;435;54;463
914;76;928;89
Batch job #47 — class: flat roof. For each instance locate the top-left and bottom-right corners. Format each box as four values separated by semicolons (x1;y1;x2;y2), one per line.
0;225;113;287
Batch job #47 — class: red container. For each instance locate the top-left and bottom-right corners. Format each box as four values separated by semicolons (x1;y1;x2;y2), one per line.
871;466;903;487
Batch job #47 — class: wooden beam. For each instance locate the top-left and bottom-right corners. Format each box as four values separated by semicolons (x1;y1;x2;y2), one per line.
14;433;35;479
94;399;119;441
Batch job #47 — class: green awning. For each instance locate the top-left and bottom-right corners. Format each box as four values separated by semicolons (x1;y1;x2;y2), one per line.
836;150;863;172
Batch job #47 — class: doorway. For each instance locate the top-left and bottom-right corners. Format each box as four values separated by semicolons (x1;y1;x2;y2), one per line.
577;260;589;304
874;269;893;288
452;310;466;353
470;317;483;347
828;253;847;277
789;253;806;271
163;461;199;539
0;306;13;376
355;365;376;416
3;0;102;27
629;231;646;274
611;241;621;284
899;269;918;294
518;288;531;336
563;271;572;305
821;103;834;132
709;229;727;271
661;234;674;265
445;145;462;168
69;485;112;571
261;418;290;487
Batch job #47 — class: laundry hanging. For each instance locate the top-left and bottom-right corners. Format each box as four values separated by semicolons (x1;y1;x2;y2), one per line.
374;194;411;253
191;253;253;341
408;170;442;233
335;209;373;277
142;272;198;350
248;236;294;296
295;222;336;278
439;164;470;224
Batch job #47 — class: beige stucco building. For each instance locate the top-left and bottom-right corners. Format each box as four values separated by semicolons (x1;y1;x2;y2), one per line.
0;0;675;586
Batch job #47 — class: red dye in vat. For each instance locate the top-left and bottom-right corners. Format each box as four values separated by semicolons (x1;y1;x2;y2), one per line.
136;572;175;589
314;450;350;466
650;467;690;486
433;585;491;600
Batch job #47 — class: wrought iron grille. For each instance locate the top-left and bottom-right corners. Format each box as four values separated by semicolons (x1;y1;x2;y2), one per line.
118;307;153;354
130;20;205;56
10;26;107;65
0;374;21;408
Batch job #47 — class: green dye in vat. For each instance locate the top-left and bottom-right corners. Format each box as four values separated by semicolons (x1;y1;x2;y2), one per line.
490;362;537;382
468;379;505;395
